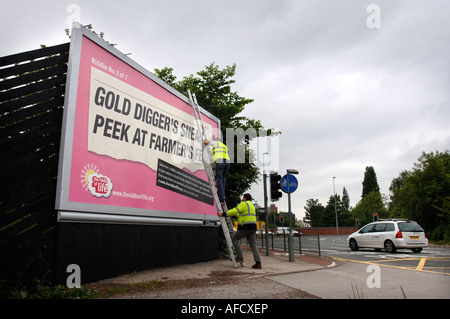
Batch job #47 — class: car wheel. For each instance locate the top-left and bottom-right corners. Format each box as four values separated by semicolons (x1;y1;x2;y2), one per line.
411;248;422;253
349;239;359;251
384;240;397;253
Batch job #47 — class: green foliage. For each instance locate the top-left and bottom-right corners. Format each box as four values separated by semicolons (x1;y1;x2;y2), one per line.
265;212;298;228
304;199;324;227
362;166;380;198
351;166;387;227
342;187;350;211
155;63;256;134
389;150;450;242
388;170;411;212
305;189;353;227
320;196;339;227
0;279;97;299
304;150;448;242
154;63;267;207
351;190;388;227
65;24;109;43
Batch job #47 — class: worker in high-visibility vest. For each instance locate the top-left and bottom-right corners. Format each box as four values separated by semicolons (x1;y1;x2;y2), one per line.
204;137;230;203
218;193;262;269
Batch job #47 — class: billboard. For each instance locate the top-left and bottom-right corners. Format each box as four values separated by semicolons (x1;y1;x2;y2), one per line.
56;23;219;225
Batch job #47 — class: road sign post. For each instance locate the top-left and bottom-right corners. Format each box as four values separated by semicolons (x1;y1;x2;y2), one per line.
281;172;299;262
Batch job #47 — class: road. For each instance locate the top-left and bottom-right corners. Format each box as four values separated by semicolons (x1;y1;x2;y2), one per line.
255;234;450;298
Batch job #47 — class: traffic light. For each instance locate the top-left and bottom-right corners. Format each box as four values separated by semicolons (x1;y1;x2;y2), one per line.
270;173;283;201
356;218;359;226
373;213;378;222
280;214;284;223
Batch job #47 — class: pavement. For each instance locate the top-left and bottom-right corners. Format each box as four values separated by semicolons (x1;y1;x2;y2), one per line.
86;243;450;299
270;260;450;299
87;245;337;299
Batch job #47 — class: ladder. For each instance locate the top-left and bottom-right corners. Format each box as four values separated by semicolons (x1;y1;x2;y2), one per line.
187;90;238;268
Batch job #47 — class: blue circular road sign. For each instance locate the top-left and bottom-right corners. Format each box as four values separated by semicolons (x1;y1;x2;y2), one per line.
281;174;298;193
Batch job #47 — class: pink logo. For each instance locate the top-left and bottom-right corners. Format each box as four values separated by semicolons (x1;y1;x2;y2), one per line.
88;173;113;198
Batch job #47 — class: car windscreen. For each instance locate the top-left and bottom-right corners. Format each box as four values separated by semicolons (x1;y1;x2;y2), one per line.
398;222;424;232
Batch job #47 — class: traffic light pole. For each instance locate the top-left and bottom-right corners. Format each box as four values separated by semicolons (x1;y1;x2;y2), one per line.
288;192;295;262
263;172;269;256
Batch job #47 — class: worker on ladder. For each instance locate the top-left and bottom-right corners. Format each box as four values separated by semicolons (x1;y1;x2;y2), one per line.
204;136;230;204
218;193;262;269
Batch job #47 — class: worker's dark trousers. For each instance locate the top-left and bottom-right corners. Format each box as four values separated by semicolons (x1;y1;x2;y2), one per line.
232;229;261;263
215;160;230;201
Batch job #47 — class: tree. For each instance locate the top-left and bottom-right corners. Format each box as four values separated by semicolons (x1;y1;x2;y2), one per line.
389;151;450;242
155;63;256;134
342;187;350;211
305;187;353;228
320;195;340;227
154;63;267;207
388;170;411;213
304;199;324;227
362;166;380;198
320;193;354;228
351;166;386;226
351;190;387;226
340;187;353;226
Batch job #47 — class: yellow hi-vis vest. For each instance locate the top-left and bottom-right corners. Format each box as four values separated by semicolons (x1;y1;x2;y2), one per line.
226;201;257;230
212;141;230;162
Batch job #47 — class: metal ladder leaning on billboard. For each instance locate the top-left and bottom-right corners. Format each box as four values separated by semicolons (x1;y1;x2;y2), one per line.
188;90;239;268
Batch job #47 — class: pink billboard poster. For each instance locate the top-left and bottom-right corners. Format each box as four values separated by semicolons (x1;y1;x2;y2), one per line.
65;35;218;218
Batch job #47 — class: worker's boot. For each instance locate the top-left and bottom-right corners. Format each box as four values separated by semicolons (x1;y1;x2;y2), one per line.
220;200;226;211
252;261;262;269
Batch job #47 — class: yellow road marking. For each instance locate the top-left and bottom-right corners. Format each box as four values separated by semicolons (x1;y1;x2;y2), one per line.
332;256;450;276
368;257;423;263
416;258;426;271
366;256;450;263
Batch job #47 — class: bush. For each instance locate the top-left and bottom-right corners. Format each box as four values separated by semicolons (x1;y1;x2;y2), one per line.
0;279;97;299
430;224;450;244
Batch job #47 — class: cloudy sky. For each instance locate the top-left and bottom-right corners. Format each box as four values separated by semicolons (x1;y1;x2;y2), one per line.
2;0;449;220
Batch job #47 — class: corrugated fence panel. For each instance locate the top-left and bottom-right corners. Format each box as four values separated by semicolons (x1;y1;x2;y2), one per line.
0;43;69;285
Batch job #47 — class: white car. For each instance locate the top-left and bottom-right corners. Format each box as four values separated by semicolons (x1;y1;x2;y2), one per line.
276;227;301;237
256;229;274;236
347;220;428;253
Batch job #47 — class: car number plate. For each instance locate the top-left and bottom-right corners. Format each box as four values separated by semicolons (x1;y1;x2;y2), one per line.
410;236;419;239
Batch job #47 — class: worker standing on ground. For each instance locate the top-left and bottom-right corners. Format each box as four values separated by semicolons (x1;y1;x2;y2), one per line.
204;136;230;203
218;193;262;269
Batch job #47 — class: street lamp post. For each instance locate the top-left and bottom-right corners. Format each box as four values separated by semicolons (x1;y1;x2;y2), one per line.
333;176;339;235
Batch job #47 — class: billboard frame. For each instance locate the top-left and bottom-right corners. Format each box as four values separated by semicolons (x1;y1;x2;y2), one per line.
55;22;220;226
